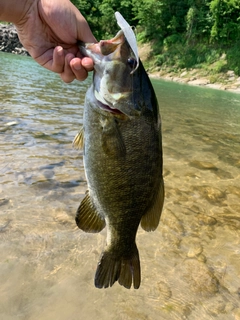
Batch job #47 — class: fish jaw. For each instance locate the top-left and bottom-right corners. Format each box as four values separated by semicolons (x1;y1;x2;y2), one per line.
79;30;125;64
79;31;140;117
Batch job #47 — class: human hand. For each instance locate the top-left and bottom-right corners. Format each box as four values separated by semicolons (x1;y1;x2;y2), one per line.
15;0;96;83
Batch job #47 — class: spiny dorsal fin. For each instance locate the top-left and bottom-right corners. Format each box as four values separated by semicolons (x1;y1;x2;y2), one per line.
76;191;106;233
72;127;84;149
141;178;164;232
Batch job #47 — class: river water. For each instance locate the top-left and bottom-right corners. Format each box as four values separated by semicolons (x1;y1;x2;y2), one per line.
0;52;240;320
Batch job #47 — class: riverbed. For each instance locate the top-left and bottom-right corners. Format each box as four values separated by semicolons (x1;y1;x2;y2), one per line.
1;52;240;319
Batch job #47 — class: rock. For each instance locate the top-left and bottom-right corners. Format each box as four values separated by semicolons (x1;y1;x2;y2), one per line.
228;185;240;198
227;70;235;77
181;259;219;296
220;53;226;60
193;185;226;205
0;198;10;206
234;308;240;320
180;71;187;77
206;83;224;90
197;214;217;226
4;121;18;126
150;281;172;302
187;244;203;258
203;297;234;317
189;160;218;170
188;78;210;86
162;209;185;235
190;160;233;179
0;23;29;56
180;236;203;258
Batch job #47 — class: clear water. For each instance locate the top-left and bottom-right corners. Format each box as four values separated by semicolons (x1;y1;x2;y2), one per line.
0;52;240;320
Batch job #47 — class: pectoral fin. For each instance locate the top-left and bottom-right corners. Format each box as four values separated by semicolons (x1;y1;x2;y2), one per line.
72;127;84;149
141;178;164;232
76;191;106;233
101;118;126;157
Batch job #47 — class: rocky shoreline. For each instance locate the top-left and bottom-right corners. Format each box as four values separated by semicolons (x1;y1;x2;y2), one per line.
150;69;240;94
0;23;29;56
139;44;240;94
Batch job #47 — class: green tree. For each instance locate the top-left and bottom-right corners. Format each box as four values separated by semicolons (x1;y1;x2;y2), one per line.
71;0;135;39
210;0;240;44
69;0;240;75
186;0;212;43
71;0;102;39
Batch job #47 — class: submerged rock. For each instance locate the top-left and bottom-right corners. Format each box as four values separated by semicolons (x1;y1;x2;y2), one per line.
197;213;217;226
150;280;172;302
189;160;218;170
181;259;219;296
228;185;240;198
193;185;227;205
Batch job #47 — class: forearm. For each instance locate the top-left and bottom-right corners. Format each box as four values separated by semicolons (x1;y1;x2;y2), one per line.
0;0;35;24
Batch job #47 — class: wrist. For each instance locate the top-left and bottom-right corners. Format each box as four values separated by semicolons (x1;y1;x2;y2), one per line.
0;0;36;24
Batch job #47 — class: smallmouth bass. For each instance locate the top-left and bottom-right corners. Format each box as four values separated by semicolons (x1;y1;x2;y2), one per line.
73;13;164;289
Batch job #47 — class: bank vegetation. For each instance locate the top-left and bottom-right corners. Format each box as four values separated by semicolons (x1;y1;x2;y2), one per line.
72;0;240;81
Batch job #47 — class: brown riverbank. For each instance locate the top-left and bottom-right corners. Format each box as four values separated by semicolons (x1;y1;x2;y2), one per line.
150;68;240;94
139;43;240;94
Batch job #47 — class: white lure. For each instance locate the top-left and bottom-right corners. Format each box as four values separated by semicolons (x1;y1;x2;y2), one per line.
115;11;139;73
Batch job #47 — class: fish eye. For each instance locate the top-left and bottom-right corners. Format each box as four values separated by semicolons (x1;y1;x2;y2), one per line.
127;57;137;69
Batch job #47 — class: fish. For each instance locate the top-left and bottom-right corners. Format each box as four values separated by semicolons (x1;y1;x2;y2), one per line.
73;12;164;289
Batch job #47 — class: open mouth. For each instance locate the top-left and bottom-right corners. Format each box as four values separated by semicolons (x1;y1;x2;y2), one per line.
96;99;123;115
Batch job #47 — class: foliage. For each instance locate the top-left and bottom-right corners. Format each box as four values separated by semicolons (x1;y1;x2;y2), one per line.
210;0;240;44
225;40;240;75
71;0;240;75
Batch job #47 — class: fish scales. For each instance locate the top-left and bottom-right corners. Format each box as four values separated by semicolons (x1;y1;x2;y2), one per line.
74;13;164;289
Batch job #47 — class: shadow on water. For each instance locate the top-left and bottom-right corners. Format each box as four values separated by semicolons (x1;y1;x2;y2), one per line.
1;52;240;320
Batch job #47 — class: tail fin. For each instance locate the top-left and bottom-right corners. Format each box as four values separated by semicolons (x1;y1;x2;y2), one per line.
94;245;141;289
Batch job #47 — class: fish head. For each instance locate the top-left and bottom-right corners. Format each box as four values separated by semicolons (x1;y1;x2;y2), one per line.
80;30;141;117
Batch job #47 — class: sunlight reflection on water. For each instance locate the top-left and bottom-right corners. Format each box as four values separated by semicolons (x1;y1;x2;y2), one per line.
0;52;240;320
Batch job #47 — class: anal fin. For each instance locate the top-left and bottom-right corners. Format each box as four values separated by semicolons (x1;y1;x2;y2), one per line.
76;191;106;233
141;177;164;232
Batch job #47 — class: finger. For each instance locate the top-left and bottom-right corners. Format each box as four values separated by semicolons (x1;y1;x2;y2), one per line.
70;58;88;81
60;53;76;83
52;46;65;73
81;57;94;72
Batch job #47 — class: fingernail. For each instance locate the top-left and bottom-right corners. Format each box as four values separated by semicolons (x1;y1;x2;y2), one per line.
73;61;82;70
56;46;63;55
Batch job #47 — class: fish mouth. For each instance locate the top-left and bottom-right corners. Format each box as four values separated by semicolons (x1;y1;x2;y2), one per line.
96;99;124;115
79;31;128;116
79;30;125;61
79;28;139;118
93;87;132;115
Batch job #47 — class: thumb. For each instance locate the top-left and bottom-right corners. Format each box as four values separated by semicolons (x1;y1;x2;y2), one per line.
76;14;97;43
